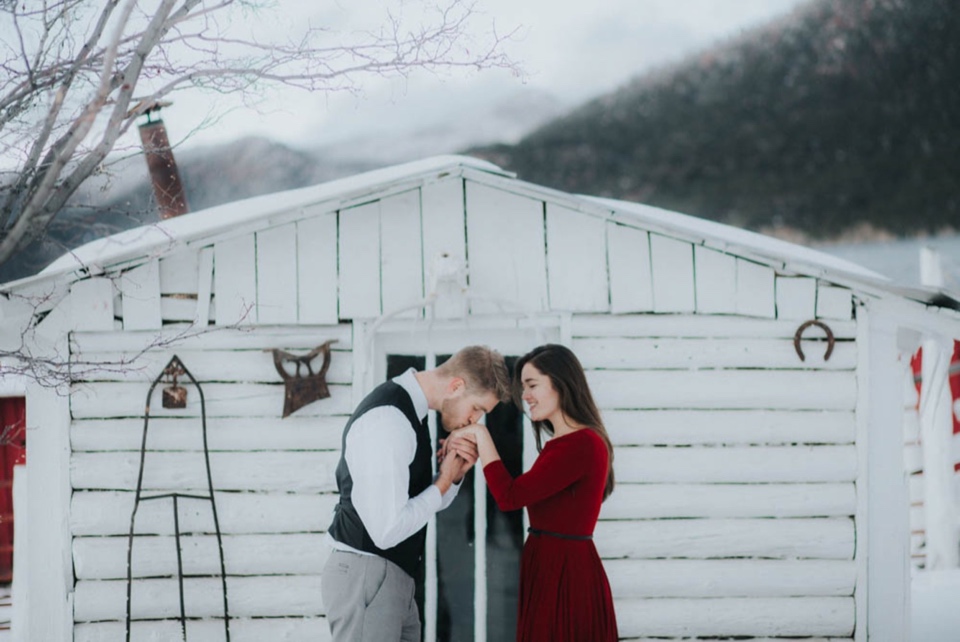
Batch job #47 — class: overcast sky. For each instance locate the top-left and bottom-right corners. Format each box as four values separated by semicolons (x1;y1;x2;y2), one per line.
169;0;810;151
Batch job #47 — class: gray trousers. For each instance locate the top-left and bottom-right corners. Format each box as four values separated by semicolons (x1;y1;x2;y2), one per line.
321;549;421;642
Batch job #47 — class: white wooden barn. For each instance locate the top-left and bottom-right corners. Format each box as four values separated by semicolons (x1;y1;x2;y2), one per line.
1;155;959;642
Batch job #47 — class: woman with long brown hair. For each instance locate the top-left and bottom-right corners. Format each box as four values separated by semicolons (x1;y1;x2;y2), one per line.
457;343;618;641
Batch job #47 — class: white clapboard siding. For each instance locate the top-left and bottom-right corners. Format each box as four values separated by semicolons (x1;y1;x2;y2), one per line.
421;177;466;319
72;277;116;331
380;189;424;317
338;200;381;319
76;617;331;642
777;276;818;320
120;260;161;331
607;221;653;313
605;558;855;598
596;518;854;560
818;283;854;320
465;181;548;314
650;234;695;312
614;446;856;483
74;533;331;580
572;313;857;340
546;203;608;312
600;483;856;519
72;491;337;536
214;234;256;326
157;295;215;323
256;223;299;325
71;324;352;353
158;249;200;294
588;370;857;410
71;416;347;452
297;210;339;324
574;337;855;370
74;575;325;621
602;409;855;446
736;258;776;318
71;451;340;492
70;347;352;384
694;247;736;314
69;382;352;418
614;597;853;638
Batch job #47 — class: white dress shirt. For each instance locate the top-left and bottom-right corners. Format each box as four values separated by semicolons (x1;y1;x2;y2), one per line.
328;368;461;554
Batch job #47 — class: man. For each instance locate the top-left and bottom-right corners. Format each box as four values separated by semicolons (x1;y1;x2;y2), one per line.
322;345;511;641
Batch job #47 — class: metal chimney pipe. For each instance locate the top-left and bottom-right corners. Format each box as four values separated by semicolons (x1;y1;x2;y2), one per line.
138;113;189;219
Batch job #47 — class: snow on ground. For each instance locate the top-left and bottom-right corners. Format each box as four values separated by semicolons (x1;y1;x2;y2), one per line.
912;569;960;641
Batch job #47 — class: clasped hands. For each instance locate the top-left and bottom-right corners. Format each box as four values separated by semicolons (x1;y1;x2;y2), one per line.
436;424;490;484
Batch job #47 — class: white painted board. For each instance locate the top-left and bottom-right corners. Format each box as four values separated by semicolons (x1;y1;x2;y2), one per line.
694;247;736;314
650;234;695;312
214;234;256;326
297;210;339;325
607;222;653;313
736;258;776;318
338;201;381;319
71;278;115;331
76;617;331;642
776;276;818;320
120;260;161;331
818;284;854;320
421;177;466;319
546;204;608;312
379;189;423;317
255;223;298;325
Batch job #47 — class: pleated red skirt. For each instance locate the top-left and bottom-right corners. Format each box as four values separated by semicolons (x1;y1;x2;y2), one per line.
516;533;618;642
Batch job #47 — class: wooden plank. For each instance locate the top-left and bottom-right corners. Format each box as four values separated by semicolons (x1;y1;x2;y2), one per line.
421;177;467;319
465;181;547;314
380;190;424;317
76;617;331;642
694;247;736;314
74;533;331;580
588;370;857;411
650;234;695;312
736;258;776;318
613;446;857;483
74;575;326;621
297;209;339;325
71;278;115;331
69;382;352;418
158;249;200;294
572;313;858;340
602;409;856;446
70;416;348;452
606;558;856;598
614;596;854;638
624;477;795;525
819;284;854;320
574;337;856;370
546;204;608;312
256;223;299;324
69;346;352;384
596;518;854;560
120;260;162;331
194;246;214;326
71;491;337;536
158;295;209;322
214;234;256;326
70;451;340;492
777;276;818;320
607;222;653;314
71;324;352;353
338;201;381;319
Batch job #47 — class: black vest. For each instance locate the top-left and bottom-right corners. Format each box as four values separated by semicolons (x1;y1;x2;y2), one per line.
327;380;433;578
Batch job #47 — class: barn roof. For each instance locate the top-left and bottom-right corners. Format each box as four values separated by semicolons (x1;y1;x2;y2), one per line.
2;154;957;309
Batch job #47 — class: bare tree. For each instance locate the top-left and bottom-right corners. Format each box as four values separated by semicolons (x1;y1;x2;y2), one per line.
0;0;517;267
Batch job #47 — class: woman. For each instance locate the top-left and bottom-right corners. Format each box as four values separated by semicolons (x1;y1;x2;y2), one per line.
460;343;618;642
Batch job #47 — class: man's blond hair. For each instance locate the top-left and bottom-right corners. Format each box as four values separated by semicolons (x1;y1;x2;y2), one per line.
436;345;511;403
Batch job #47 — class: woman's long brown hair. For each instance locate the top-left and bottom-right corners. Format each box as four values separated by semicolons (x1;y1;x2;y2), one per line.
515;344;615;501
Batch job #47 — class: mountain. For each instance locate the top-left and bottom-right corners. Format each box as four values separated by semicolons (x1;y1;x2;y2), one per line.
472;0;960;240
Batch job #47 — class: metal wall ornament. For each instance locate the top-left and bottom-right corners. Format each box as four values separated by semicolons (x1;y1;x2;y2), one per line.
794;319;836;362
272;339;337;417
126;355;230;642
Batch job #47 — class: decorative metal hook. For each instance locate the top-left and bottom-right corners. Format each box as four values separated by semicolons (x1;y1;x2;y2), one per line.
793;320;835;362
271;340;337;417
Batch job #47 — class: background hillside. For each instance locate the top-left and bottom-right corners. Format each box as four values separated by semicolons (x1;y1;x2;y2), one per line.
473;0;960;240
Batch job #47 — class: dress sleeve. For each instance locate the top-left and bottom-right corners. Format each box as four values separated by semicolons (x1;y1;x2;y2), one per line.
483;436;591;511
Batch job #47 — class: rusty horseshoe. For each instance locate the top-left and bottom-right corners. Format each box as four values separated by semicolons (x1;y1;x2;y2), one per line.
793;320;835;362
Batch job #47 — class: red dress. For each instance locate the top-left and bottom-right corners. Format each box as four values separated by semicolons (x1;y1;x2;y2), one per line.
483;428;618;642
